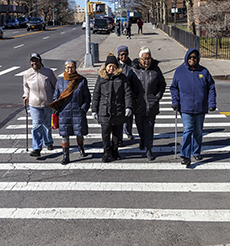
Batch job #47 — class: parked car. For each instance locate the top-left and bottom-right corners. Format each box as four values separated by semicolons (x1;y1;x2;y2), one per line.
92;18;110;34
5;18;20;28
27;17;46;31
18;17;29;28
0;27;3;39
82;19;94;30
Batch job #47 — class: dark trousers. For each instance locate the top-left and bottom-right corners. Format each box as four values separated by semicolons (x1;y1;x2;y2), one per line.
135;115;156;148
126;28;131;38
101;123;123;154
138;26;143;34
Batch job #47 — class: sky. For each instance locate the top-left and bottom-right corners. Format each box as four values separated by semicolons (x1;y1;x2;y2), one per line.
75;0;115;11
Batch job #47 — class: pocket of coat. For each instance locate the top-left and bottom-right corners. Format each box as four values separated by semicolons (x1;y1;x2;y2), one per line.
99;105;108;116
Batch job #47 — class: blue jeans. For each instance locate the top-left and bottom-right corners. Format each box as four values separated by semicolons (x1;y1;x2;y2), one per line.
29;106;53;150
180;113;205;159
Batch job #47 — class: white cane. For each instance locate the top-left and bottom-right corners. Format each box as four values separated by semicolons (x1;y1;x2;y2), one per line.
174;109;178;159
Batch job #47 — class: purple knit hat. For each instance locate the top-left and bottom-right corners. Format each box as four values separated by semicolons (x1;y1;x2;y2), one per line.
117;45;129;56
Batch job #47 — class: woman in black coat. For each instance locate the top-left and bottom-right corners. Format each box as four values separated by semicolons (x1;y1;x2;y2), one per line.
52;60;91;164
92;54;132;163
130;47;166;160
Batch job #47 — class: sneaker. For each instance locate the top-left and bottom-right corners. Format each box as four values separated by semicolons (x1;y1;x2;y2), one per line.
193;155;203;161
47;145;53;150
181;157;191;166
111;148;121;160
30;149;41;157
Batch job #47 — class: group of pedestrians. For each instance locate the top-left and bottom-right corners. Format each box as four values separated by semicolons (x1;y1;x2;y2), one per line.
116;18;143;38
23;45;216;167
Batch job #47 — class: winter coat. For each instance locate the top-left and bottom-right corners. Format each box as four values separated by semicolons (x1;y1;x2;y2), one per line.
117;57;132;77
170;48;216;114
53;77;91;136
92;65;132;125
130;58;166;118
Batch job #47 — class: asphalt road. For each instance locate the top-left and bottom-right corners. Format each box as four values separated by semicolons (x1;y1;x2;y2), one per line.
0;27;230;246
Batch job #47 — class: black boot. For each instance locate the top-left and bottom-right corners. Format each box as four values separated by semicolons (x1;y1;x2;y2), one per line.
77;141;87;157
61;147;69;165
146;148;154;161
111;146;121;160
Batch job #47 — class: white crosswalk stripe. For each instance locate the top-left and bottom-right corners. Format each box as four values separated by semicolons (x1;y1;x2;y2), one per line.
1;72;230;228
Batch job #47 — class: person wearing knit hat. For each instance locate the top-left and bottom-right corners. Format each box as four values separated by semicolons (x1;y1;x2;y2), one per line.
92;53;133;163
23;53;57;157
117;45;134;144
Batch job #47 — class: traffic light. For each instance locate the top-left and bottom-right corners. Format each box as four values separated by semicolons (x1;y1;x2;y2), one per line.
95;3;105;13
59;1;62;6
88;2;93;15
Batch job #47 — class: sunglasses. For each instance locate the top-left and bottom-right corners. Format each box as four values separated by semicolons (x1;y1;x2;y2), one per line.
188;55;197;60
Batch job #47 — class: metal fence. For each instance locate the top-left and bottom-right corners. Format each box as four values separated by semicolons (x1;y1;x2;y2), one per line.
158;23;230;60
200;37;230;59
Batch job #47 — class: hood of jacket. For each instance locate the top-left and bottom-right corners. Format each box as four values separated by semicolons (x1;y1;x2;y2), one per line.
99;64;123;79
132;58;159;70
184;48;200;69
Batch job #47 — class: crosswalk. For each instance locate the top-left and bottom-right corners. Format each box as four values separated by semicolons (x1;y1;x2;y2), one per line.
1;74;230;230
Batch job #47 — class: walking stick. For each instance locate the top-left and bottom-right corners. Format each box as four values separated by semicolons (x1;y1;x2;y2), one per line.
174;109;178;159
25;104;28;151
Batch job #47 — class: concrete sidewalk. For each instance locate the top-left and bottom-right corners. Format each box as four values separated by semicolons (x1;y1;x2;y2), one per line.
78;23;230;81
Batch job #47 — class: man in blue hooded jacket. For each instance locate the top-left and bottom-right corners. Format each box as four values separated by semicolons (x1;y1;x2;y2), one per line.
170;48;217;166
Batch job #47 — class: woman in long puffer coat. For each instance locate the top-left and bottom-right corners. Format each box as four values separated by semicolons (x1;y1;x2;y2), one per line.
51;60;91;164
92;54;132;163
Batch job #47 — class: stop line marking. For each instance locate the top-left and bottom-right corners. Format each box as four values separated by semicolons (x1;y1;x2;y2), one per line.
0;207;229;222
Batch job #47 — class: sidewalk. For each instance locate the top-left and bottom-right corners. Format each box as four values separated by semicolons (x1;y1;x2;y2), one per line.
78;23;230;81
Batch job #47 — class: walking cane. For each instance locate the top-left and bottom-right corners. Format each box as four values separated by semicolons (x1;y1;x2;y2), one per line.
25;104;28;151
174;109;178;159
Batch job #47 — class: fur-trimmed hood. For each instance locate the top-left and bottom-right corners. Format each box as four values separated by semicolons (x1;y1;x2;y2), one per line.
132;58;159;70
99;64;123;79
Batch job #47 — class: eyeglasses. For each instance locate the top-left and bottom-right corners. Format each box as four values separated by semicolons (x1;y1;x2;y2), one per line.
188;56;197;60
119;53;127;56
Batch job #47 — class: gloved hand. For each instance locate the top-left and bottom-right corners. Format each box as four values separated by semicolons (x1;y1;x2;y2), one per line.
209;107;216;111
125;108;132;117
171;105;179;111
92;112;98;120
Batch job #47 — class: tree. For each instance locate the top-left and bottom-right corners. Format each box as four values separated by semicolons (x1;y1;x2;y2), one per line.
196;0;230;38
185;0;196;35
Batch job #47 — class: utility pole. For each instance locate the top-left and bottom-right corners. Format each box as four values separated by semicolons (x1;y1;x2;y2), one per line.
84;0;93;67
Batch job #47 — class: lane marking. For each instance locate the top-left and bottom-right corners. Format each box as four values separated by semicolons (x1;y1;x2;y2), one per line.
6;122;230;129
15;67;57;76
14;44;24;49
61;31;65;34
1;182;230;192
0;145;230;154
0;66;20;76
43;36;49;39
1;132;230;140
0;208;230;221
0;162;230;170
220;112;230;116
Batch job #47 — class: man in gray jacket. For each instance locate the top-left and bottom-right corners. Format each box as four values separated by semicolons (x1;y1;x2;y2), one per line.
23;53;57;157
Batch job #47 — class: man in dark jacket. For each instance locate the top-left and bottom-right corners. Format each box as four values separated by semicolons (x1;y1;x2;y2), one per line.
92;54;132;163
170;48;216;166
131;47;166;161
117;45;134;144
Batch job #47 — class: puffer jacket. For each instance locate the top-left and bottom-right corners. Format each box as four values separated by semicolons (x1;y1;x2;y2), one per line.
53;77;91;136
170;48;216;114
130;58;166;118
92;65;132;125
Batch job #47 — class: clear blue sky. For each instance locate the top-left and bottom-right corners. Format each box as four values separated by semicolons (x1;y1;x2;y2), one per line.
75;0;114;11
